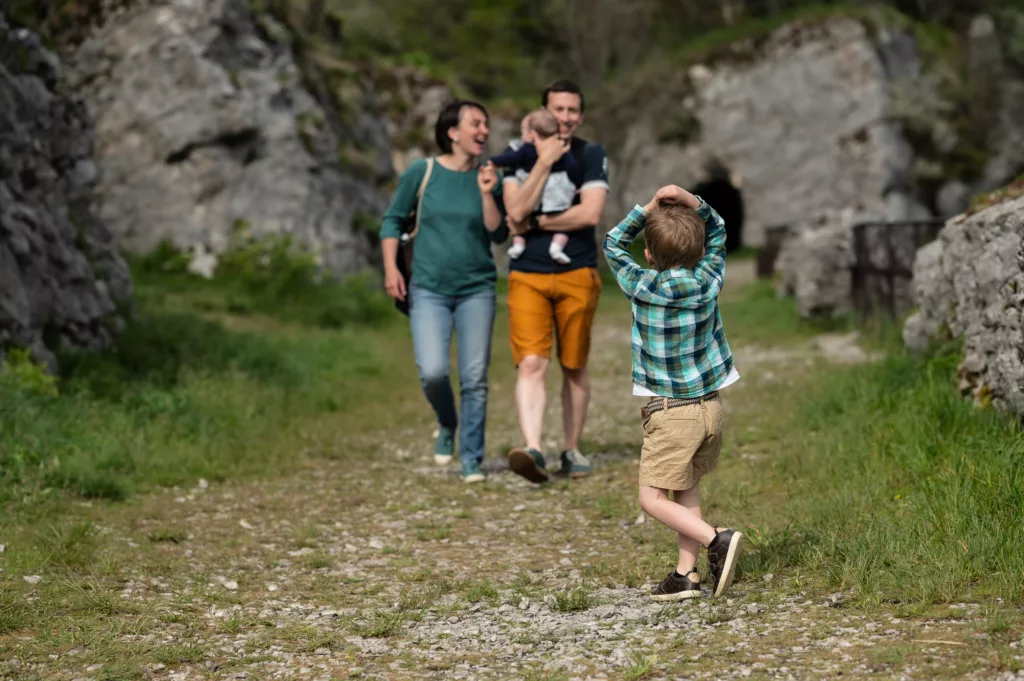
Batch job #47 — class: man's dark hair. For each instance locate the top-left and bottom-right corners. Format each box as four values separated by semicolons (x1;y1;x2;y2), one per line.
434;99;489;154
541;79;585;112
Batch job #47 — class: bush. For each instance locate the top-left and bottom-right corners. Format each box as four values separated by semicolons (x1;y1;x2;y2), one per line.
131;232;396;331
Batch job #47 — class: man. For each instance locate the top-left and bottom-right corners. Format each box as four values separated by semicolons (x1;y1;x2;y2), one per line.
500;79;610;484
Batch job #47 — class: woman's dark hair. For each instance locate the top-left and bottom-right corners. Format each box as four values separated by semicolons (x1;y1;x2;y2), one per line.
434;99;489;154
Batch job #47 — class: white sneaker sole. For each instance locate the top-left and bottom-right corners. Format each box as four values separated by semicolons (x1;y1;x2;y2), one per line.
713;531;744;597
462;473;485;484
650;589;701;602
434;454;453;466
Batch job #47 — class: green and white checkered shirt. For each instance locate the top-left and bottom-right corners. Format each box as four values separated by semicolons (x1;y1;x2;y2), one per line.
602;198;734;399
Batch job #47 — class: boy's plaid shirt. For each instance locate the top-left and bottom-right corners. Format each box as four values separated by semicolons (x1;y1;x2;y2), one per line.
602;198;734;399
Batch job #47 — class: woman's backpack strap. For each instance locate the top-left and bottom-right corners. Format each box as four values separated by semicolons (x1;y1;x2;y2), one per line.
408;157;434;240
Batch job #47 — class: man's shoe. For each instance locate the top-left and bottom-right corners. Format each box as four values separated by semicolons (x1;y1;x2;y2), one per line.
559;448;591;478
434;426;455;466
462;460;485;484
507;447;549;484
650;569;702;602
707;528;744;597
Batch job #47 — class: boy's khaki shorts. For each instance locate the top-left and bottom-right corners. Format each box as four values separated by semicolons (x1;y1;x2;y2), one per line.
639;395;724;491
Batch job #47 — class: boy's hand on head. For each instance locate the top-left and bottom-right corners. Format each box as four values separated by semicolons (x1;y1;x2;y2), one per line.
653;185;700;210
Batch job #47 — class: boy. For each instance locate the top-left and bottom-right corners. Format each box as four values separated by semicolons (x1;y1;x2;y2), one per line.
490;109;581;265
602;184;744;600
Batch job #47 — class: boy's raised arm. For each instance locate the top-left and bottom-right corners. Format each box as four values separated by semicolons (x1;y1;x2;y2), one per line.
602;205;648;298
694;198;727;285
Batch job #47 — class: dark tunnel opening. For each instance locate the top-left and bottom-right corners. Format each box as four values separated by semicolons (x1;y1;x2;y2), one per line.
691;177;744;254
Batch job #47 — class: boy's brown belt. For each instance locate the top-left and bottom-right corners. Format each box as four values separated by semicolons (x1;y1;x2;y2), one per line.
640;391;719;419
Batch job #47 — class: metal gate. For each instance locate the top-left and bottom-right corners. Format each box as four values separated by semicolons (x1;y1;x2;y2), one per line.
849;219;945;321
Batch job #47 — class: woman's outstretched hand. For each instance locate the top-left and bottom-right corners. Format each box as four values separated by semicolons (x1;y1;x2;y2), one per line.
478;161;497;194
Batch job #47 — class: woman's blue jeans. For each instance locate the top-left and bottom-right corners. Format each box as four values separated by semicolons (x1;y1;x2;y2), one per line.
408;283;496;466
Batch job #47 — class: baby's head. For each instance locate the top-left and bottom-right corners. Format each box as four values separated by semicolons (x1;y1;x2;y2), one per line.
521;108;559;145
644;203;705;271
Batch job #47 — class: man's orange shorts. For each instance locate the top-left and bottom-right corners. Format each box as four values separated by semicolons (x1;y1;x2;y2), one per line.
507;267;602;370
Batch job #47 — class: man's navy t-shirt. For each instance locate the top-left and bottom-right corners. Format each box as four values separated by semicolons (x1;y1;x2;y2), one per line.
500;136;610;274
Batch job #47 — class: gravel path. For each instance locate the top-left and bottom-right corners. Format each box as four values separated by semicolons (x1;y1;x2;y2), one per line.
2;265;1021;681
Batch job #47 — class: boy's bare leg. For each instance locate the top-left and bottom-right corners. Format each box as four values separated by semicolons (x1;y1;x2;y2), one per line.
639;486;716;570
674;482;704;574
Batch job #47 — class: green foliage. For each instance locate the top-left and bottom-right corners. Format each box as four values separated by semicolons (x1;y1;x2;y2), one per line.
0;233;404;508
998;7;1024;73
336;0;562;100
133;231;394;331
0;348;59;399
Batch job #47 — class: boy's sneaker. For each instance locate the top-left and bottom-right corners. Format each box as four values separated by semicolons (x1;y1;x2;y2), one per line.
650;569;702;602
462;460;486;484
507;447;549;484
559;448;591;478
707;528;744;597
434;427;455;466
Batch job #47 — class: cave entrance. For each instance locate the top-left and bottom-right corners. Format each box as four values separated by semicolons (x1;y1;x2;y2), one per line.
691;172;744;254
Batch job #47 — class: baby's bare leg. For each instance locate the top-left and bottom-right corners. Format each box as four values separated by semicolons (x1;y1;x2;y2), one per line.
548;232;571;264
508;234;526;259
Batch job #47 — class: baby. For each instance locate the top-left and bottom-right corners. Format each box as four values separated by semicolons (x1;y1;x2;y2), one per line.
490;109;582;265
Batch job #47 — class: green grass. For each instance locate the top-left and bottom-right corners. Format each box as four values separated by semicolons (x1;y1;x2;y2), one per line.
552;586;592;613
768;339;1024;604
0;245;407;514
720;280;852;346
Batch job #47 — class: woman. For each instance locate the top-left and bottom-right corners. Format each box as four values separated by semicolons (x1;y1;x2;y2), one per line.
380;100;508;483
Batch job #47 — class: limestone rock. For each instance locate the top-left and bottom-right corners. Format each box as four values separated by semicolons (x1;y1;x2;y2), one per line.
774;211;858;319
0;14;131;368
617;16;1024;248
621;19;918;248
904;196;1024;417
67;0;390;275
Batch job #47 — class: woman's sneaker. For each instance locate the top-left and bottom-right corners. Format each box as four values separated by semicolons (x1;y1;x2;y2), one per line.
461;460;485;484
434;427;455;466
650;569;702;602
507;447;548;483
707;528;744;597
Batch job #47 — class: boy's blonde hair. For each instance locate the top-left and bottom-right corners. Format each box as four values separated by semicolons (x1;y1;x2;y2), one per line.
645;203;705;271
525;108;559;139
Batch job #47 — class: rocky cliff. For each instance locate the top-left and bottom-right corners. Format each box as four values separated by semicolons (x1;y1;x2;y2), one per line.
66;0;392;276
619;15;1024;250
903;192;1024;419
0;14;132;368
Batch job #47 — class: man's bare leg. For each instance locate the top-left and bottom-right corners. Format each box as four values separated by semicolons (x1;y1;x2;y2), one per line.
515;355;549;451
509;355;551;483
561;365;590;452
